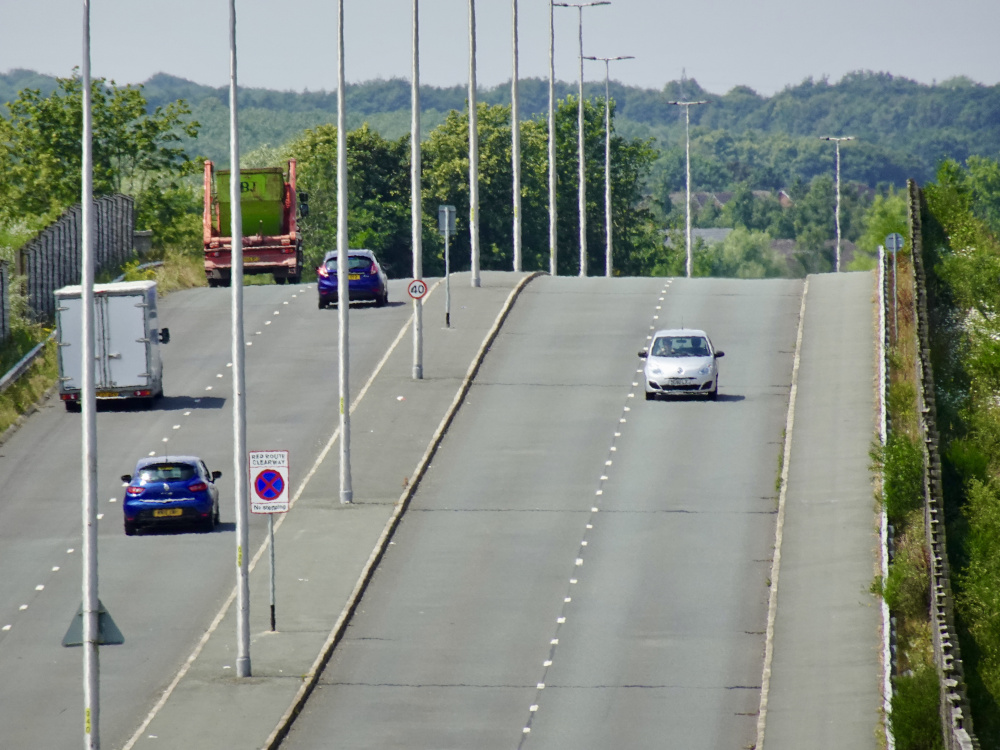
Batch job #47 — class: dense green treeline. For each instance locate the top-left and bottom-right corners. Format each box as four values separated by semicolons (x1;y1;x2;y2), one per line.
919;156;1000;746
6;68;996;193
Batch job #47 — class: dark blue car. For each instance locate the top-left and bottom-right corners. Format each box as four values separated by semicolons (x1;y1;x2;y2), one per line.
122;456;221;535
317;249;389;309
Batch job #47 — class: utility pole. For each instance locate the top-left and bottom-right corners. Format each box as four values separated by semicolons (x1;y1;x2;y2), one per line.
669;99;707;278
820;136;855;272
554;1;610;278
584;54;633;277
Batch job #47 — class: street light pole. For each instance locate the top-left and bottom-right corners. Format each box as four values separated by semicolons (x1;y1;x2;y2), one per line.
336;0;352;502
227;0;252;680
468;0;481;288
820;135;855;272
81;2;100;745
584;55;633;278
412;0;424;379
669;99;706;278
511;0;522;273
547;1;557;276
554;1;610;278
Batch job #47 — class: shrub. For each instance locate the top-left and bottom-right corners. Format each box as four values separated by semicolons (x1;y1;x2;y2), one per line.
891;665;945;750
882;432;924;524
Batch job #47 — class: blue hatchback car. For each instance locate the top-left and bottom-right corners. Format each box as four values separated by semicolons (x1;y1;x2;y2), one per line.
317;249;389;309
121;456;221;535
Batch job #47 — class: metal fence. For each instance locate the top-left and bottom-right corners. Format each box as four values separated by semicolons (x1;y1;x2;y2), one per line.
0;261;9;342
19;194;135;322
907;179;978;750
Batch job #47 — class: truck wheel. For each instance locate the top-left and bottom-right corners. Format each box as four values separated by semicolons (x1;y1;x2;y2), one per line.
65;401;81;413
274;275;287;285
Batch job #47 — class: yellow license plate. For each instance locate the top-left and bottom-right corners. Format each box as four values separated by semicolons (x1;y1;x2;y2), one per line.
245;256;260;263
348;274;361;280
97;391;118;398
153;508;183;518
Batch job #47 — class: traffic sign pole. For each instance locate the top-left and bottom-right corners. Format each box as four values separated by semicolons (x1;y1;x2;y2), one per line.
249;451;289;632
268;515;276;631
885;233;904;342
439;205;456;328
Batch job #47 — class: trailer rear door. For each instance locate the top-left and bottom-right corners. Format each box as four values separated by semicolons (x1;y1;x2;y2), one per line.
98;293;149;389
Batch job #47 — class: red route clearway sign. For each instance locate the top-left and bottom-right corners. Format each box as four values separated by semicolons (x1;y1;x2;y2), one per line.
249;450;289;514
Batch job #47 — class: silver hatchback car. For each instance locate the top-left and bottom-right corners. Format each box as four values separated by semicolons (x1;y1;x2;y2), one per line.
639;328;725;400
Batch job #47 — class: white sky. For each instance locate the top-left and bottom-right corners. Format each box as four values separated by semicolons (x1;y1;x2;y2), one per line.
2;0;998;96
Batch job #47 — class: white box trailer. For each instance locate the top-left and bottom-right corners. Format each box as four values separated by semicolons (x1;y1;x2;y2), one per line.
54;281;169;412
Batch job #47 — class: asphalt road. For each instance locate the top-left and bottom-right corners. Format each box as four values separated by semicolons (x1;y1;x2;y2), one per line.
0;279;414;748
280;276;804;749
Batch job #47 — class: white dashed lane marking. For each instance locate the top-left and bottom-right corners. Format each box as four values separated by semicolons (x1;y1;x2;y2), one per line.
518;284;667;747
0;290;308;640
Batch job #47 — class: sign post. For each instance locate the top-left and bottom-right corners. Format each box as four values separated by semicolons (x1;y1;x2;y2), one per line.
885;233;904;340
438;205;456;327
250;450;289;631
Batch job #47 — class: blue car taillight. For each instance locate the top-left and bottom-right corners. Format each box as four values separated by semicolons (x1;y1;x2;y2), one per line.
368;262;378;276
317;265;330;279
126;486;144;496
189;481;208;492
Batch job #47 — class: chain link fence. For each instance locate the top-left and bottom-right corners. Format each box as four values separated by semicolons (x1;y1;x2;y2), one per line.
18;194;135;322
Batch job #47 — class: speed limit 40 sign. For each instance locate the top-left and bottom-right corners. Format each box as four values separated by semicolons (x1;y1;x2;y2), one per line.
408;279;428;300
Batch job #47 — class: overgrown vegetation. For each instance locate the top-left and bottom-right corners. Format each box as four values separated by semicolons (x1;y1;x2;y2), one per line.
919;157;1000;746
868;229;941;748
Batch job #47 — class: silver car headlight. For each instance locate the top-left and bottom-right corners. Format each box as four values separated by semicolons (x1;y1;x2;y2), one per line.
650;366;662;376
698;365;713;376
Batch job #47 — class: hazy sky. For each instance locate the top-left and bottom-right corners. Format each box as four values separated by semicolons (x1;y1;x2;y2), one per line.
2;0;999;96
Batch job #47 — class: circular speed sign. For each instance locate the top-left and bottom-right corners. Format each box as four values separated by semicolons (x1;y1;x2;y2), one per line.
408;279;429;300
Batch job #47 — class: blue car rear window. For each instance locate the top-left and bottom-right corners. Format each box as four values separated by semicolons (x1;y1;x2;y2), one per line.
325;256;371;272
139;464;197;483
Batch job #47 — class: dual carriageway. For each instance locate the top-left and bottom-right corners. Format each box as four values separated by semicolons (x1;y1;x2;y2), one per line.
0;272;880;748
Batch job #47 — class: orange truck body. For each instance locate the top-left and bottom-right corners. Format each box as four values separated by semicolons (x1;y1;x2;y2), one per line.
202;159;303;286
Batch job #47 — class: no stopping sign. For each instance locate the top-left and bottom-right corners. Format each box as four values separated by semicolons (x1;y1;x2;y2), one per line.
250;450;289;513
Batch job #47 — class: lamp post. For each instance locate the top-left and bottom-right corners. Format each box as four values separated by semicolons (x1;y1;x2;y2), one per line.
336;0;352;501
468;0;481;287
226;0;252;681
81;2;100;745
554;1;610;278
669;99;706;278
547;1;557;275
820;135;854;272
511;0;521;272
584;55;633;278
412;0;424;378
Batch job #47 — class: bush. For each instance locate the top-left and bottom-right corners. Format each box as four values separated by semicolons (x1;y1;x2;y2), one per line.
882;432;925;524
891;665;945;750
884;514;930;625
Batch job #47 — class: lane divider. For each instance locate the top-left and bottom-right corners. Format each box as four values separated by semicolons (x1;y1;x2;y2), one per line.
754;277;809;750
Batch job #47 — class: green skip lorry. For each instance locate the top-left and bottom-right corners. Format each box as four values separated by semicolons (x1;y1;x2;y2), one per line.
202;159;306;286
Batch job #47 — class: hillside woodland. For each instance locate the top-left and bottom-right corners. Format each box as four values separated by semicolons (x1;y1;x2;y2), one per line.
1;68;997;278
